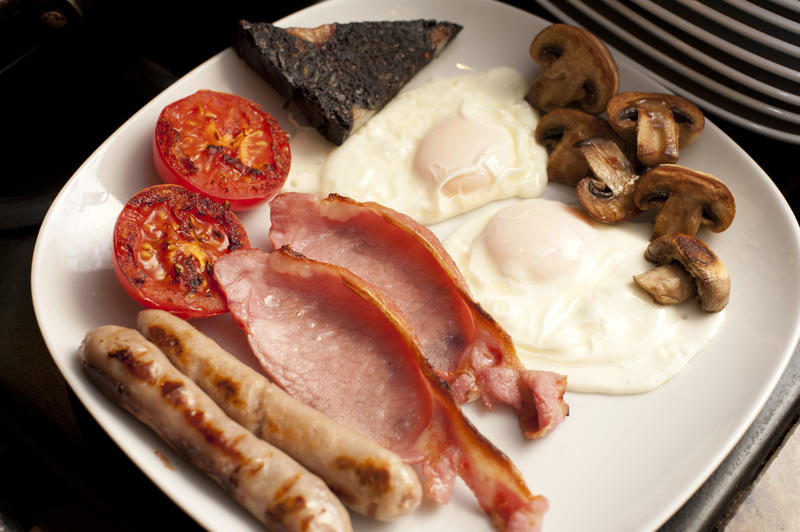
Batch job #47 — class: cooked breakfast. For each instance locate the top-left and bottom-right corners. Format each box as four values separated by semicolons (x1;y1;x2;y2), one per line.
606;91;705;166
285;67;548;224
212;247;548;531
534;108;628;186
153;89;291;211
574;136;641;223
633;164;736;240
86;14;745;531
111;184;251;319
636;233;730;313
269;192;568;438
80;325;352;532
234;19;462;145
526;23;619;114
525;23;733;317
444;198;725;393
137;309;423;521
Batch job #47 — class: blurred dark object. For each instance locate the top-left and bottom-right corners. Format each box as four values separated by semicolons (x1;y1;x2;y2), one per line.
0;0;317;229
0;0;91;76
0;2;315;529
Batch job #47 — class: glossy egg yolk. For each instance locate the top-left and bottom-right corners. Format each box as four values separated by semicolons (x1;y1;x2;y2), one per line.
476;199;597;287
413;113;515;197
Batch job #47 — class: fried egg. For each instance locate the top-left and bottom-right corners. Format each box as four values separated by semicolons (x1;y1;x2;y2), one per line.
444;198;725;394
284;67;547;224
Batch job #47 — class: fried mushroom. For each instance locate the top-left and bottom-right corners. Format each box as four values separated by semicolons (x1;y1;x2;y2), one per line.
633;263;696;306
636;233;730;312
526;24;619;114
633;164;735;239
535;108;624;186
575;136;642;223
607;91;704;166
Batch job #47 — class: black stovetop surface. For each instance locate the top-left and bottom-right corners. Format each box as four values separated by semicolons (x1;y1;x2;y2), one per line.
1;1;797;530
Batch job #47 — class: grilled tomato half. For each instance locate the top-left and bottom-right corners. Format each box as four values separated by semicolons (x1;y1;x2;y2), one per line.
112;184;251;318
153;90;291;211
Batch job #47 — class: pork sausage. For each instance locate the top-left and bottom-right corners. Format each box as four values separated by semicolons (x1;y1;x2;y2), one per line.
137;309;423;520
80;325;352;532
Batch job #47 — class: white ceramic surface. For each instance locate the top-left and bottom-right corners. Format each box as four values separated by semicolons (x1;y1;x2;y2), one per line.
31;0;800;531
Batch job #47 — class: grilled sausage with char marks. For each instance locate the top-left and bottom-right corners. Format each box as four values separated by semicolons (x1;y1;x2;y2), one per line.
80;325;352;532
137;309;423;521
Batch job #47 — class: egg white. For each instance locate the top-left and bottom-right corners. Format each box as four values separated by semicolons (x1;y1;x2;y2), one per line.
281;68;723;395
444;198;725;394
283;67;548;224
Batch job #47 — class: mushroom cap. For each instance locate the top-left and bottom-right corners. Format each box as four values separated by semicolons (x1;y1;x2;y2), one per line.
575;136;642;223
643;233;730;312
606;92;705;166
633;164;735;239
535;108;624;185
527;24;619;114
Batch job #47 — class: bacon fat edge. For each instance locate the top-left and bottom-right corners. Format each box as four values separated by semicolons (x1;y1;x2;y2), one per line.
268;192;568;439
214;247;548;531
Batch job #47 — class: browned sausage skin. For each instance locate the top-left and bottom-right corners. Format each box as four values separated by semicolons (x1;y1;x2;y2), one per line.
80;325;352;532
137;309;423;521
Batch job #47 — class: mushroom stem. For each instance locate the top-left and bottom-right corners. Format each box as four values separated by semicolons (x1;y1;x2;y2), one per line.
652;195;706;240
578;137;636;196
633;263;697;305
607;92;704;166
575;136;641;223
534;109;624;186
636;100;680;166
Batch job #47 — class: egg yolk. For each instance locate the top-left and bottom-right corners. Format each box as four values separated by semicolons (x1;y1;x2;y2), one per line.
478;199;597;286
413;114;514;196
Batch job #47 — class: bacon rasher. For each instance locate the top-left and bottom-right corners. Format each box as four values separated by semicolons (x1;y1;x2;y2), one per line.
214;248;547;531
269;192;568;439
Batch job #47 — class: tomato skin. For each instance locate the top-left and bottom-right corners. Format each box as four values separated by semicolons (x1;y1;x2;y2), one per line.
153;90;291;211
112;184;251;319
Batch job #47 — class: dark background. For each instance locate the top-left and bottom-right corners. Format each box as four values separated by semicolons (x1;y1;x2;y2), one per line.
0;1;795;530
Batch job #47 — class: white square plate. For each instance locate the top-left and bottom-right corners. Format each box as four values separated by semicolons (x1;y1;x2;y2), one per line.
31;0;800;530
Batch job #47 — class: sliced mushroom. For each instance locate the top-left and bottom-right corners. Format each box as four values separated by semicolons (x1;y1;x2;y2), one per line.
607;91;704;166
534;108;625;185
633;164;735;239
633;263;697;305
527;24;619;114
637;233;730;312
575;136;642;223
